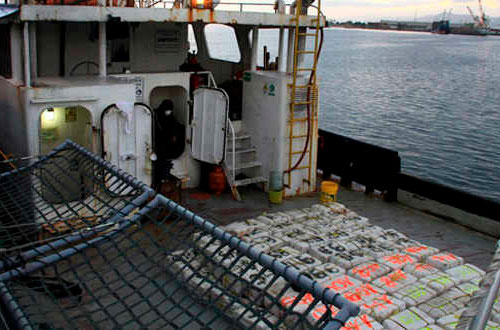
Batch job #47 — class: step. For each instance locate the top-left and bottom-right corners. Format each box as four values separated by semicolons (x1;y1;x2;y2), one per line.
228;134;251;141
227;147;256;154
234;176;268;187
230;160;262;171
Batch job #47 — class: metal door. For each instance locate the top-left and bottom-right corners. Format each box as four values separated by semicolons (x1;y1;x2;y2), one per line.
101;103;153;186
191;88;229;164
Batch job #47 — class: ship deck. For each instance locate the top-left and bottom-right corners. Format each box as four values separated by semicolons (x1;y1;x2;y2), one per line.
183;182;498;270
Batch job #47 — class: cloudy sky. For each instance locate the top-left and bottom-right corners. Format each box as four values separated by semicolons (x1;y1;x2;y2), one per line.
321;0;500;21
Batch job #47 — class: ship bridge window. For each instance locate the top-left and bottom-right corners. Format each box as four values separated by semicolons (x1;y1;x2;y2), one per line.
249;28;288;69
204;24;241;63
188;24;198;53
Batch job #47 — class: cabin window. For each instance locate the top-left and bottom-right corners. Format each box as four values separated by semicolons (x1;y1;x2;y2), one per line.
0;24;12;79
108;22;130;63
188;24;198;54
249;28;288;69
204;24;241;63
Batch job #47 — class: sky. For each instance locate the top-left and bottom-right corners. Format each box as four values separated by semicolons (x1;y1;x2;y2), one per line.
321;0;500;22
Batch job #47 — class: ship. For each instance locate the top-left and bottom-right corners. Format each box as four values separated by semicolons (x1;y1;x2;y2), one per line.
0;0;499;328
431;20;451;34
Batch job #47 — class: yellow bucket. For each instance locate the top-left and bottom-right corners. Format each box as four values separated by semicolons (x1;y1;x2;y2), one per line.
269;190;283;204
320;181;339;203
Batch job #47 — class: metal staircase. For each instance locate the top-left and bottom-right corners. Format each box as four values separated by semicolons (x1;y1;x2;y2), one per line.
286;0;322;194
223;125;267;201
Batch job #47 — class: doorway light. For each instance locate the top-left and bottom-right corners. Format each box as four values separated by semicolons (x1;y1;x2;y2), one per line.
46;108;55;121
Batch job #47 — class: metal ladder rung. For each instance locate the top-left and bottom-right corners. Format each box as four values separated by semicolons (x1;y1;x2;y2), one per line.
297;68;314;72
290;118;310;123
292;134;308;138
291;150;310;155
292;101;313;105
298;33;317;36
292;165;310;170
297;50;316;54
290;84;314;89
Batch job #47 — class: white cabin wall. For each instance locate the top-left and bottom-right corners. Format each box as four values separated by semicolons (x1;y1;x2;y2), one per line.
0;78;29;159
129;23;187;73
65;23;99;77
37;22;61;77
10;23;23;83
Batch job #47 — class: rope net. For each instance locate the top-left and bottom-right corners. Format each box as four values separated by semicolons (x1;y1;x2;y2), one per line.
0;141;357;329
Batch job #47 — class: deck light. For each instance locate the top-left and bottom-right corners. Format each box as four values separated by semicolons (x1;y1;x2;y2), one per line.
45;108;55;121
190;0;219;9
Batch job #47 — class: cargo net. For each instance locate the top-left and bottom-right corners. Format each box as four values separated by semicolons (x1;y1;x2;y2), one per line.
0;142;358;329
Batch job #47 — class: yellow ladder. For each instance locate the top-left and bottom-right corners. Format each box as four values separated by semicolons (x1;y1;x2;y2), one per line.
286;0;322;193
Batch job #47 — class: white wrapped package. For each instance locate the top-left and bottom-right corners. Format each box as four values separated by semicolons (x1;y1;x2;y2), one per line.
372;270;417;294
349;262;391;282
215;256;263;296
321;228;353;242
392;237;421;249
310;244;341;263
403;263;441;279
282;253;323;272
267;246;300;261
341;314;384;330
353;224;386;238
426;252;464;270
221;221;261;237
418;289;467;319
245;269;288;305
300;207;322;218
319;275;363;294
379;253;417;270
393;283;437;307
383;307;435;329
343;283;387;305
330;250;373;269
456;281;480;296
305;303;339;325
419;273;457;294
363;243;399;259
248;234;284;252
300;263;345;283
403;245;440;261
360;294;406;322
266;211;293;223
282;209;309;221
311;203;334;215
292;234;328;253
439;287;471;308
278;290;322;326
321;201;348;214
277;226;311;243
255;215;274;225
445;264;485;284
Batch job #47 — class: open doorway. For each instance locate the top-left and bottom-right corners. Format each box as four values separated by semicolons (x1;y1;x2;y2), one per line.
40;106;92;154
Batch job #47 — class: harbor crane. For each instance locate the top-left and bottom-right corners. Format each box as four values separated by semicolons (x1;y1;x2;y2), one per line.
467;0;489;28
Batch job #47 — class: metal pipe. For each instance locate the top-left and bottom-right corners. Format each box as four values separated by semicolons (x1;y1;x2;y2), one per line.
29;22;37;81
286;27;294;73
278;27;285;72
23;22;30;87
98;22;106;77
250;26;259;71
470;269;500;329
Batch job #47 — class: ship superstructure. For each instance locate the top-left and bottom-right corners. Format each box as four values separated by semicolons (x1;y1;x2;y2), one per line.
0;0;325;200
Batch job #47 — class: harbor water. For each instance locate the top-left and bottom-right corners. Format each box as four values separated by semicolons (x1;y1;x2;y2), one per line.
252;28;500;203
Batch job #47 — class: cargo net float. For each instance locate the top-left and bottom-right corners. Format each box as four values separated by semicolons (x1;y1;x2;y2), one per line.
0;140;359;329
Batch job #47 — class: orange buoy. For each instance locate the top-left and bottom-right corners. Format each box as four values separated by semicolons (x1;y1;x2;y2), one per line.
209;166;226;195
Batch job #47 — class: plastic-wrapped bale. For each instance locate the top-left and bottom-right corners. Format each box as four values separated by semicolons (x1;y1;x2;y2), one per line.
320;228;353;242
277;290;324;327
334;216;368;231
492;301;500;323
403;245;440;261
372;270;417;294
277;226;312;244
444;264;485;284
404;263;441;279
310;243;344;262
375;229;408;247
265;211;294;223
418;288;469;319
341;314;384;330
300;263;345;283
291;234;329;253
320;201;349;214
434;309;498;330
221;221;262;237
353;224;386;238
379;253;416;270
282;253;323;272
349;262;392;282
331;250;374;269
420;326;444;330
419;273;457;294
455;281;480;296
351;236;398;258
267;246;301;261
248;234;285;252
426;252;464;270
245;268;289;306
214;256;264;296
255;215;275;225
343;283;387;305
179;261;216;296
382;307;435;329
282;209;309;221
244;227;273;240
360;294;406;322
392;237;421;249
393;283;438;307
227;301;287;329
319;275;363;294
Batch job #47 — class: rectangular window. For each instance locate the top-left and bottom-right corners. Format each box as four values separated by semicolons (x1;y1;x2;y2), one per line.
0;24;12;79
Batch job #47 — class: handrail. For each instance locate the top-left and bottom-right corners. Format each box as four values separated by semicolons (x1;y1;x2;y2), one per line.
227;119;236;181
135;0;291;12
469;269;500;329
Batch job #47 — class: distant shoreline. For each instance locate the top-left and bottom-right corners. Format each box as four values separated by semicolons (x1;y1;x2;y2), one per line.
326;24;500;36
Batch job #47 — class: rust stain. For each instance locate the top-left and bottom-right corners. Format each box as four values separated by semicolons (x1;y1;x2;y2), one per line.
187;8;193;22
209;8;214;23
